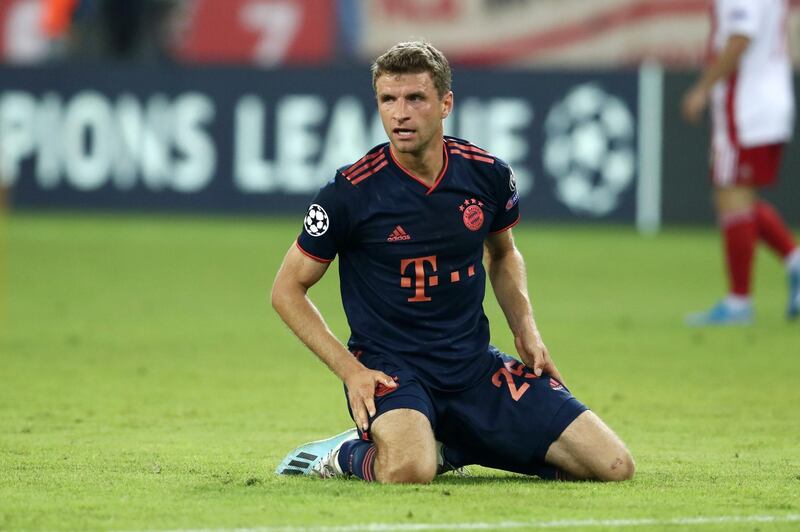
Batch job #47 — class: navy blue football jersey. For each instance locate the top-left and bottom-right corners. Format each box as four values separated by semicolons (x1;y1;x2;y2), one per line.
296;136;520;391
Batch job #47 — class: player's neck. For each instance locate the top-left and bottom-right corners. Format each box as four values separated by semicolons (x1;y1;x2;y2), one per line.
389;138;445;187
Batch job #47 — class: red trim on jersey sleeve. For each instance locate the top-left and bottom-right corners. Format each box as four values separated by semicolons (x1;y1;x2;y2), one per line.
448;148;495;164
343;150;383;176
295;239;334;263
447;138;491;155
350;159;388;185
347;152;386;182
446;138;496;164
489;214;521;235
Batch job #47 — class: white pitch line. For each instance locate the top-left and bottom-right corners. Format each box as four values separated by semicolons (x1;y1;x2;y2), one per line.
134;513;800;532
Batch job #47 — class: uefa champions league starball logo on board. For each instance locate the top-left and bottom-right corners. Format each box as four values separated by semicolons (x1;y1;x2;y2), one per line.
543;83;635;217
304;204;329;236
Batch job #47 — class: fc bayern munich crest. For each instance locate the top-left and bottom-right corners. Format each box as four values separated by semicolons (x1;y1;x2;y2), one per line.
459;198;484;231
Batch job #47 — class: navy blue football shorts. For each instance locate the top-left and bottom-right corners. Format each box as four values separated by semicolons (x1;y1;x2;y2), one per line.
344;346;588;475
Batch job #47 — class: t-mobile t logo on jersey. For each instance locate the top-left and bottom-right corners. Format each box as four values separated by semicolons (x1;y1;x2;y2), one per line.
400;256;477;302
400;256;438;302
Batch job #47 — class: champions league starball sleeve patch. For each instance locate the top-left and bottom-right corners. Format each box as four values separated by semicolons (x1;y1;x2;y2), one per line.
296;180;348;262
303;204;330;237
297;180;352;262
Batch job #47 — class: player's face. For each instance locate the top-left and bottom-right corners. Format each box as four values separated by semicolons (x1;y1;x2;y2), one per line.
375;71;453;157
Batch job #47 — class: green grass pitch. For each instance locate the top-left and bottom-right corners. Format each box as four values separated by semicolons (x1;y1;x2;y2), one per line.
1;213;798;531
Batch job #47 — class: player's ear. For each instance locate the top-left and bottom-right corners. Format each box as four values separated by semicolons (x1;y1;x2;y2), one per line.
441;90;454;119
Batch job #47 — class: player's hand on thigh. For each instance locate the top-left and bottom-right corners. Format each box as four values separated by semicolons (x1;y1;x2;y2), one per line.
344;368;397;431
515;332;565;384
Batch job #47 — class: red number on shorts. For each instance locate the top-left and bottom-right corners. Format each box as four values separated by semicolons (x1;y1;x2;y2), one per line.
491;367;530;401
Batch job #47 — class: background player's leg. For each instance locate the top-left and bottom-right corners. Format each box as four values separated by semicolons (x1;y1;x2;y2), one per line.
754;199;800;318
544;411;635;482
687;185;757;325
370;408;437;484
755;200;797;260
716;185;757;301
749;146;796;265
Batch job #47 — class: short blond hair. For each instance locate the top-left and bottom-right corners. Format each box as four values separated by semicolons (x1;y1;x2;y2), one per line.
371;41;452;99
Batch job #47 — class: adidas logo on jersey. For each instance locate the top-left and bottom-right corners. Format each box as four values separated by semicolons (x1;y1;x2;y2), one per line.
387;225;411;242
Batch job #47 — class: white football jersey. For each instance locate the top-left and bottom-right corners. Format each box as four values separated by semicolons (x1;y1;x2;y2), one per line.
710;0;795;147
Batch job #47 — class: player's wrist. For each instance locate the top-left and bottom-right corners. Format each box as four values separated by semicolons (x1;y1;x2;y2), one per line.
336;356;366;383
511;318;538;339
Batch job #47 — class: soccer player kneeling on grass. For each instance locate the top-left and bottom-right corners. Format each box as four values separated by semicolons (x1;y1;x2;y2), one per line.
271;41;635;484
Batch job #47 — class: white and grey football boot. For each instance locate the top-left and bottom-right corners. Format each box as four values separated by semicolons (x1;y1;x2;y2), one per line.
275;428;359;477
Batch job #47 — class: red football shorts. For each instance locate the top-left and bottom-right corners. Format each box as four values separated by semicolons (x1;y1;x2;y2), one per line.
710;143;784;187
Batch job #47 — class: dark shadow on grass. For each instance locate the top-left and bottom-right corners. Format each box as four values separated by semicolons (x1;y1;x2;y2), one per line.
276;473;576;485
432;474;577;485
272;470;603;486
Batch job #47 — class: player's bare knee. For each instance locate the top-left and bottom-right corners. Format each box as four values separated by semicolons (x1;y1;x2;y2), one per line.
378;457;436;484
597;449;635;482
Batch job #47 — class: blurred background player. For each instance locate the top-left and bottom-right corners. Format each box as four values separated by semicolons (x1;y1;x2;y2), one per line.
272;41;634;484
41;0;178;62
682;0;800;326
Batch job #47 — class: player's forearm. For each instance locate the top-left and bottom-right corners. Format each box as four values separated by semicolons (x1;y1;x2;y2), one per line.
272;285;362;381
697;35;750;92
487;249;539;337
